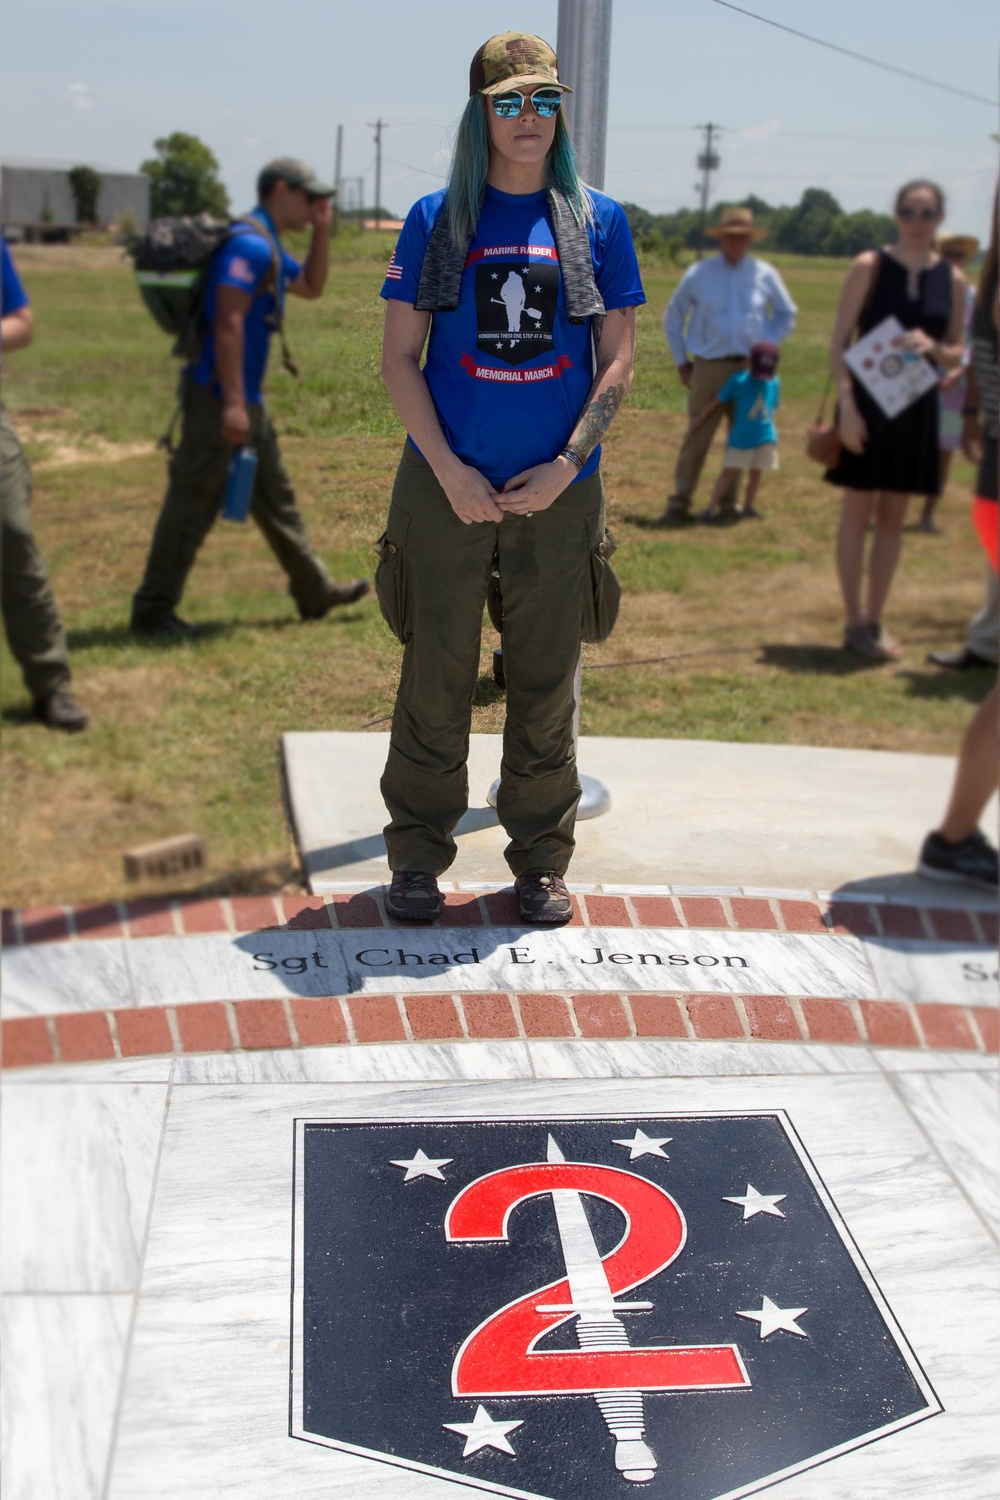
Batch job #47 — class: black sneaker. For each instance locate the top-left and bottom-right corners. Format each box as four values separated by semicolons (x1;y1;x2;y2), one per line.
925;646;995;671
300;579;371;620
32;689;88;732
386;871;441;923
131;612;203;640
918;829;999;890
657;506;695;528
515;871;573;925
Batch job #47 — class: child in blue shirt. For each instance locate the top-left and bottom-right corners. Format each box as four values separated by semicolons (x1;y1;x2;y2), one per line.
690;341;780;522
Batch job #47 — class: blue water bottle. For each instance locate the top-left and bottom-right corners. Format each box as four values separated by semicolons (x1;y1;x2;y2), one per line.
222;446;258;522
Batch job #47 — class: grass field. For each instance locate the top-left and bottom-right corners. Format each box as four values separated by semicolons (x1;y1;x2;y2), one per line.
1;234;992;908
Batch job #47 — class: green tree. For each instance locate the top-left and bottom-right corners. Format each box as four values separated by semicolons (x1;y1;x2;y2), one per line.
68;165;102;224
140;132;230;218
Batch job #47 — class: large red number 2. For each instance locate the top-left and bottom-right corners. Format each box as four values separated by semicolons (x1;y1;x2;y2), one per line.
446;1161;748;1397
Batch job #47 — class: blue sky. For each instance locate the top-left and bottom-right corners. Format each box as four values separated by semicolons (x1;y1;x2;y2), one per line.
3;0;998;237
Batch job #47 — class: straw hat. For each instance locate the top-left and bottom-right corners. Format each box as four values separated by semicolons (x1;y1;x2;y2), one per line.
937;233;979;260
706;207;767;241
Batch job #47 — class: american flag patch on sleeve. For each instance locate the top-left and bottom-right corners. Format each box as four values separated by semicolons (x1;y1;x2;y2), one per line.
384;249;403;281
229;256;256;285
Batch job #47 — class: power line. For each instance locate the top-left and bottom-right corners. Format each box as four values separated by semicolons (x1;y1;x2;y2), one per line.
710;1;1000;109
383;154;447;181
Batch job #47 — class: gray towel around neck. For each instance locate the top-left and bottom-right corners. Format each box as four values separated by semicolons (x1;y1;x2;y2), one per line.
414;186;605;324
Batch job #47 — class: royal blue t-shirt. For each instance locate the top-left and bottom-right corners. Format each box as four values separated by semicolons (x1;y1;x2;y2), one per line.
718;370;780;448
381;185;645;486
191;208;301;404
1;238;29;315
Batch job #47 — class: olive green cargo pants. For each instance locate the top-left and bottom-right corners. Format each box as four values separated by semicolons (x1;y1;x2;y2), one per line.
131;379;335;626
0;405;72;700
378;444;607;878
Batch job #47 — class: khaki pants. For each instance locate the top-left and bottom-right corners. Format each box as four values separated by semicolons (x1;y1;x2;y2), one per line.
378;445;607;877
0;405;71;700
668;356;744;516
132;379;333;626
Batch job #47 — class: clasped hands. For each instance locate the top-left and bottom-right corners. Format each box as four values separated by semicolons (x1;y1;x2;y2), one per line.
442;456;576;526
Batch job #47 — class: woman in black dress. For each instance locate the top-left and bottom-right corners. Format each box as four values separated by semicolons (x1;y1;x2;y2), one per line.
827;180;967;661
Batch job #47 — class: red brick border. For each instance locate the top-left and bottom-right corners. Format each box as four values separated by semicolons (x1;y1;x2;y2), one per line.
3;988;996;1069
2;889;993;946
3;888;996;1069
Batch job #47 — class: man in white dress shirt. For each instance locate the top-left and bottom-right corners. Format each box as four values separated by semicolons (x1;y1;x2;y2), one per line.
661;207;796;524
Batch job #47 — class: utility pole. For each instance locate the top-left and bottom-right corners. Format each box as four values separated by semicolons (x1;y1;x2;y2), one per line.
332;124;343;236
368;118;388;231
556;0;613;190
695;123;721;260
348;176;365;226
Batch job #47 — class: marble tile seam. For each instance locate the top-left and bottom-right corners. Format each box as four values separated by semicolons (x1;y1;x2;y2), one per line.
5;889;996;947
99;1059;176;1499
4;993;997;1070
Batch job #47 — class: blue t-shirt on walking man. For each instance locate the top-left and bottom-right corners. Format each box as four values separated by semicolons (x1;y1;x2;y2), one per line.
718;370;780;449
190;207;301;405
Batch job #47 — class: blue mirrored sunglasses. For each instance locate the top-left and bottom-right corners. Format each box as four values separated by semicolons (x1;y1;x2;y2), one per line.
490;88;564;119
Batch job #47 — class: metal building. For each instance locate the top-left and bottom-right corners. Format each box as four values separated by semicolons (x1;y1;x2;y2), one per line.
0;157;150;239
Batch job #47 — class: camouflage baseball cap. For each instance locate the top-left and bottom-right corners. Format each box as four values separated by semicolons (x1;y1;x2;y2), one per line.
469;32;572;97
257;157;335;199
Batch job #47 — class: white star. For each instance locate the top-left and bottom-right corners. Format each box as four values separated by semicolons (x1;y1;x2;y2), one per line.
389;1148;452;1182
534;320;542;328
443;1405;524;1457
491;272;499;279
612;1128;672;1160
724;1184;787;1220
736;1295;809;1339
534;284;542;293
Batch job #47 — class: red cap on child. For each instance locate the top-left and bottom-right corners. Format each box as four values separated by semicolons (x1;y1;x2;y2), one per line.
749;341;779;377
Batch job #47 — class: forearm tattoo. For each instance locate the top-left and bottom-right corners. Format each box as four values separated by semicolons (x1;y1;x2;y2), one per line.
570;382;626;460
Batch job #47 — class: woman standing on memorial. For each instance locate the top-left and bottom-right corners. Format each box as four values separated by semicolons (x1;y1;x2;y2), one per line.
826;180;967;662
376;31;644;925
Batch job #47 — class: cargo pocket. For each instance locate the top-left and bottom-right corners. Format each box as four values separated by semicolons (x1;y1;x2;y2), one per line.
581;525;621;643
374;509;411;645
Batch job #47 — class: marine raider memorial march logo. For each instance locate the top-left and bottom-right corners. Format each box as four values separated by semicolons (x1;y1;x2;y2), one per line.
291;1114;939;1500
469;246;562;371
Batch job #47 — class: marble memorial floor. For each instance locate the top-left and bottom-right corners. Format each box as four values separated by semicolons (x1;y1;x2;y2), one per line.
2;882;997;1499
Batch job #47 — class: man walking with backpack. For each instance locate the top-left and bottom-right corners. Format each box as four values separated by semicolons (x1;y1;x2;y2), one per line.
130;158;369;637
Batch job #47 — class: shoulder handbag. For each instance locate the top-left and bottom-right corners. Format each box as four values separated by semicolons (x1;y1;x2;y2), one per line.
805;253;880;468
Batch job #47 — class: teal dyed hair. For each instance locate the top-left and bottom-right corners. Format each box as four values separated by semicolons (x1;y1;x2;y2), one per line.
446;95;594;249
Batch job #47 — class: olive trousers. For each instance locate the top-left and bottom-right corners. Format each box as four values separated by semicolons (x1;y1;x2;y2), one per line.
378;445;606;877
0;405;72;700
131;379;334;626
